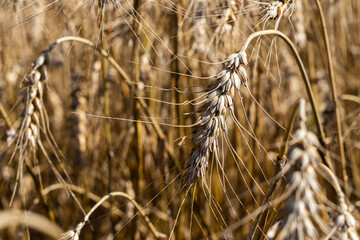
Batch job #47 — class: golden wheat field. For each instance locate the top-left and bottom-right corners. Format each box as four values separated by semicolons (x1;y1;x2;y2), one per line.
0;0;360;239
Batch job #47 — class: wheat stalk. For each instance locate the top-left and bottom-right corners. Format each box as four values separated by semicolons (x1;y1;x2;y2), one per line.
0;209;63;239
314;0;348;197
60;191;166;240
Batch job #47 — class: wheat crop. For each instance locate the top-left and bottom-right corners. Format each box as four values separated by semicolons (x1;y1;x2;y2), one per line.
0;0;359;239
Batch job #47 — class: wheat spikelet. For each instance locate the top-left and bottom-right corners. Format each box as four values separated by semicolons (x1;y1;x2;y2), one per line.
329;195;359;239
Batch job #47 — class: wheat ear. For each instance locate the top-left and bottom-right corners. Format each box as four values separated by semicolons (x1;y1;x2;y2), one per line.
181;50;249;188
266;100;325;240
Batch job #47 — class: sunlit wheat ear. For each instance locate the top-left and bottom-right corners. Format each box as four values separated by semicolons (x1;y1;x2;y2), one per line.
180;51;248;189
267;115;325;240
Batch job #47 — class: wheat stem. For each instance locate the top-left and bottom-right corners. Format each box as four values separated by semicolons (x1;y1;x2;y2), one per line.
60;191;165;240
314;0;348;197
240;30;334;172
41;183;124;216
100;4;113;194
0;103;12;129
25;163;55;222
340;94;360;104
0;209;63;239
131;0;144;195
248;98;304;240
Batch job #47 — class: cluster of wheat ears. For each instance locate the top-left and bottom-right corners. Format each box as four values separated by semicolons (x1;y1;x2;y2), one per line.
0;0;359;239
